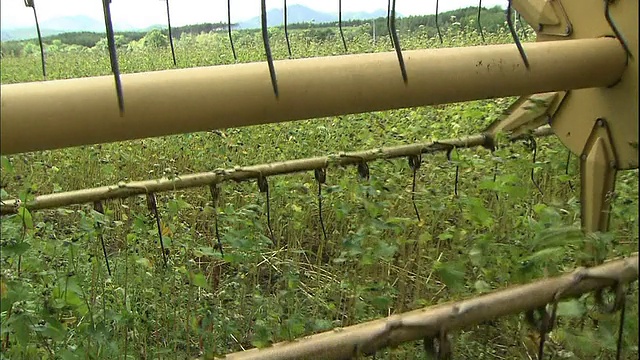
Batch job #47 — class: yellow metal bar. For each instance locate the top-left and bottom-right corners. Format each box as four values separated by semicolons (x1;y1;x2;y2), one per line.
0;127;553;216
0;38;626;155
222;254;638;359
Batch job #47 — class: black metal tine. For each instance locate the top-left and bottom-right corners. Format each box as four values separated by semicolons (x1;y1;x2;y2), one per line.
494;164;500;200
386;0;394;49
529;138;544;196
565;150;574;191
101;0;125;116
424;329;452;360
93;201;112;276
357;162;370;181
537;323;548;360
517;12;527;40
356;161;371;200
435;0;443;44
208;184;224;258
438;329;452;360
24;1;46;79
408;155;422;223
227;0;238;61
592;280;628;360
525;306;555;360
477;0;486;43
261;0;279;98
257;175;276;244
338;0;348;53
314;169;328;242
163;0;177;66
389;0;408;84
284;0;292;58
146;193;168;267
446;148;460;198
454;165;459;198
506;0;530;69
615;293;626;360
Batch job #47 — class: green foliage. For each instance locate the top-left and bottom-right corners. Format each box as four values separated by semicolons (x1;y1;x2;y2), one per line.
140;30;169;49
0;17;637;360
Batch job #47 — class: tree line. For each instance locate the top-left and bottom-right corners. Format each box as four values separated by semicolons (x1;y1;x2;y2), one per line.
2;6;509;57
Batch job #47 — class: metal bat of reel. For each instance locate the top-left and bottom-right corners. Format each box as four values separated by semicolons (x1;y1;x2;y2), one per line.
525;269;629;360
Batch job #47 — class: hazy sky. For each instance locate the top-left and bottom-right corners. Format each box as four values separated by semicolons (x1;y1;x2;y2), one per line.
2;1;506;29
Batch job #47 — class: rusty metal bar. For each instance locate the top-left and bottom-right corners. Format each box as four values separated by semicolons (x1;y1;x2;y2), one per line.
0;127;552;216
222;254;638;359
0;38;625;155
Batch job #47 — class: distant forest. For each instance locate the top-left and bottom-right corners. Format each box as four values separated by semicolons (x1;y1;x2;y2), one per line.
2;6;509;56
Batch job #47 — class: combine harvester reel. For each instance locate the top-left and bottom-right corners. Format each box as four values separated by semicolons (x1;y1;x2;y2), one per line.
484;0;638;243
0;0;637;359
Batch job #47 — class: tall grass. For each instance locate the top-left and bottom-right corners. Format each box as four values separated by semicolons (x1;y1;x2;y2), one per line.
1;24;638;359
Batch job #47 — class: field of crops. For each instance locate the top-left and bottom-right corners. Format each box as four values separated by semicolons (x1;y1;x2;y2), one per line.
1;22;638;359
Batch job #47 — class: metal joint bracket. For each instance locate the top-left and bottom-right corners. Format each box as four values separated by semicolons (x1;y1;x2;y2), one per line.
483;91;568;139
580;118;618;235
514;0;572;37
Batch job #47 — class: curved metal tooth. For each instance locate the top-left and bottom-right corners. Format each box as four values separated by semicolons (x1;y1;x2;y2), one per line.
477;0;486;43
507;0;530;69
408;155;422;222
261;0;279;98
565;151;574;191
227;0;238;61
339;0;348;53
314;168;328;242
257;175;276;243
101;0;125;116
284;0;292;58
146;193;168;267
93;201;112;276
446;148;460;198
386;0;394;48
163;0;177;66
24;1;46;79
389;0;408;83
529;137;544;196
435;0;443;44
517;12;528;40
208;184;224;257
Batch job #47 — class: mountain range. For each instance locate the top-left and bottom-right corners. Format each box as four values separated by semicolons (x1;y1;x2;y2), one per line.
1;5;399;42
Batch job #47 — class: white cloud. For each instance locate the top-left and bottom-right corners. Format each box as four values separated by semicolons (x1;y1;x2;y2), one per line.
2;0;506;30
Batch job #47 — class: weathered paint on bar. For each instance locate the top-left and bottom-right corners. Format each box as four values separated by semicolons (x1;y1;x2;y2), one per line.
0;38;625;155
